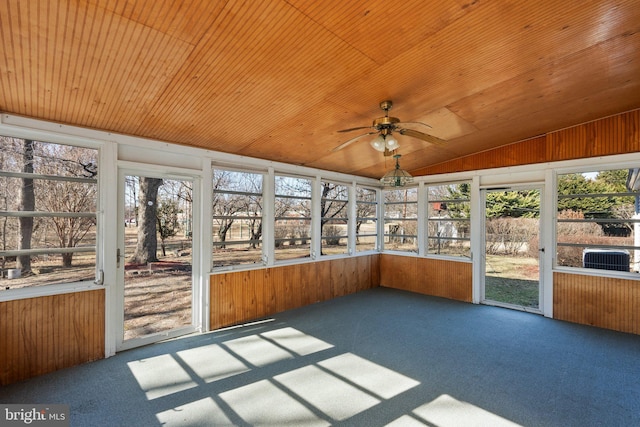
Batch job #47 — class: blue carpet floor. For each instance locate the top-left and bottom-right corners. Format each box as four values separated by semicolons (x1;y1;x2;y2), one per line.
2;287;639;426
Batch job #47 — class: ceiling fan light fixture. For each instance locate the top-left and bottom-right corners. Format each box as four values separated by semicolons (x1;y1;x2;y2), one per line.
371;134;400;152
380;154;414;187
385;135;399;151
370;134;387;152
334;100;445;153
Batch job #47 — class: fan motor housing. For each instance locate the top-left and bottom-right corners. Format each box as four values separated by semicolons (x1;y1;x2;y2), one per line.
373;116;400;129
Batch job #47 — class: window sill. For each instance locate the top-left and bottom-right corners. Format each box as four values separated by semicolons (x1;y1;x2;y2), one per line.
210;263;266;275
381;250;472;262
553;266;640;281
0;280;103;302
425;253;473;263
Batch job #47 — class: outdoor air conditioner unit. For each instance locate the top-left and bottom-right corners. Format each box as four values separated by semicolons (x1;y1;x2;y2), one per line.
582;249;630;272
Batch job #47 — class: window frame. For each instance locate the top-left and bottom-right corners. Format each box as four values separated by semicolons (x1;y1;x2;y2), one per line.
554;166;640;276
273;173;313;263
319;179;350;257
0;132;106;301
211;167;266;269
355;185;379;253
382;186;419;253
425;181;472;259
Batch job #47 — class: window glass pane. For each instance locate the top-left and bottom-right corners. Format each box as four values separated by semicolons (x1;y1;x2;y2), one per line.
556;169;639;272
0;136;98;290
321;181;348;256
275;175;311;261
212;169;263;267
427;182;471;257
383;187;418;252
356;186;377;252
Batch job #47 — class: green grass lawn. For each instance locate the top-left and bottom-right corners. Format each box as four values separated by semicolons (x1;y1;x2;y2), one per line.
485;255;539;308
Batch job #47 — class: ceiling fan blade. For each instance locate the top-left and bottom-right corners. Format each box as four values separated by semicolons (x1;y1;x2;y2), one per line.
337;125;374;133
397;121;432;129
398;128;446;145
332;132;377;152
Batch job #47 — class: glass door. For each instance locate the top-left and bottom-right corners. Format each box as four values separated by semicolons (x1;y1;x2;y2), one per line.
482;187;542;312
117;171;197;350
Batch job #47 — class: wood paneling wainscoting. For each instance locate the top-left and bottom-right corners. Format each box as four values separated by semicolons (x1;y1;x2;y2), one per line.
379;254;473;302
554;272;640;335
210;255;380;330
0;289;105;385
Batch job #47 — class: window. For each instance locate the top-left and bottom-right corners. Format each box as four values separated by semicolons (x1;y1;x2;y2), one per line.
356;186;378;252
0;136;98;290
556;168;640;272
426;182;471;257
212;169;263;267
320;181;349;256
275;175;312;261
383;187;418;252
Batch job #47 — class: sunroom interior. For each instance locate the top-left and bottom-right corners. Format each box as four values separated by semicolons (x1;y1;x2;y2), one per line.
1;1;640;421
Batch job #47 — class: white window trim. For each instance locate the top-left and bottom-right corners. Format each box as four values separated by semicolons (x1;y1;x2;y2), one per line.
354;183;380;254
553;165;640;280
271;172;315;264
319;179;350;257
423;180;472;261
382;186;419;254
0;126;108;302
210;166;267;270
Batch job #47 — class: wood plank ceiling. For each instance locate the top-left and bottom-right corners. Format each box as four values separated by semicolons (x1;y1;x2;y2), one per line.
1;0;639;179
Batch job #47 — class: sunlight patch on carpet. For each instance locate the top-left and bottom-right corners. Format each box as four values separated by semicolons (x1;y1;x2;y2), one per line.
319;353;420;399
127;354;197;400
262;327;334;356
177;343;250;383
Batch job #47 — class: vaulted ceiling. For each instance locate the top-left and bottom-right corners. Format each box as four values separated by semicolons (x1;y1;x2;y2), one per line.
1;0;639;179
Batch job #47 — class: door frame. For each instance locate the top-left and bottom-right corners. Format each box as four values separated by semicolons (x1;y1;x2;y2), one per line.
479;184;545;314
114;163;204;351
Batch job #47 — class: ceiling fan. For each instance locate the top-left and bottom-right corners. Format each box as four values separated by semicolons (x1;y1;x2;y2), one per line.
332;100;446;156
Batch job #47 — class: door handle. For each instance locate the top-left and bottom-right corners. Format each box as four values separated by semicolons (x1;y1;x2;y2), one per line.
117;248;124;268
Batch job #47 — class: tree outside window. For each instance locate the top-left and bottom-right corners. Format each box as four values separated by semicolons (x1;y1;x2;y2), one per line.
0;136;98;289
